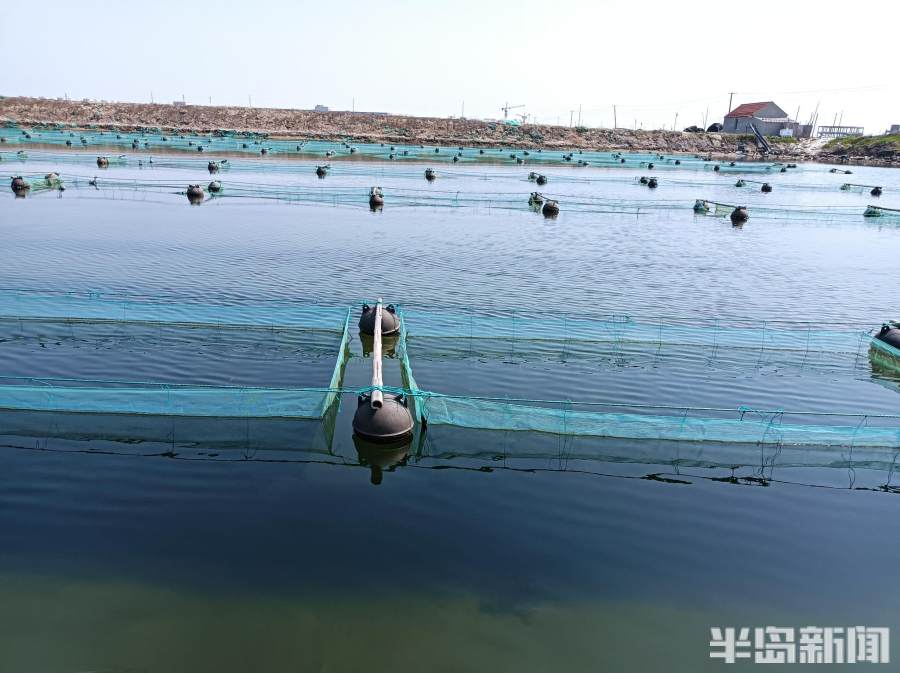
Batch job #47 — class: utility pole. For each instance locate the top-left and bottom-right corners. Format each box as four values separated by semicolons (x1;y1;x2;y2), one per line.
209;96;212;106
461;100;465;118
577;103;582;127
150;91;153;104
248;95;252;108
727;91;736;114
613;104;617;129
569;110;574;127
674;112;679;131
703;106;708;129
352;97;356;113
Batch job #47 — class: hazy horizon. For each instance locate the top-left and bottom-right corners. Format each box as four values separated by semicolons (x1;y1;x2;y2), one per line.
5;0;898;134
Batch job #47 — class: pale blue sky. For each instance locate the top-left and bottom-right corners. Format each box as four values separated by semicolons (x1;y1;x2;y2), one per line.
5;0;898;133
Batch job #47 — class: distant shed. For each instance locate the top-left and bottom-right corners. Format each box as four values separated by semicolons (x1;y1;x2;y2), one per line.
724;102;792;134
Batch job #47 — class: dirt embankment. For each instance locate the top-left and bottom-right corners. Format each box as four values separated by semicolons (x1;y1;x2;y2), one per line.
0;95;820;160
818;134;900;163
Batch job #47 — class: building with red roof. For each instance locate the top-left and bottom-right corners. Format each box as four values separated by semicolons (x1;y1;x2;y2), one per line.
722;101;809;138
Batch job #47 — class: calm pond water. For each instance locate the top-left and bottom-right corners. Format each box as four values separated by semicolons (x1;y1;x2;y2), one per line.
1;146;900;672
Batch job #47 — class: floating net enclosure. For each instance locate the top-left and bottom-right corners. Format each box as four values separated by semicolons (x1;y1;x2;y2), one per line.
395;308;900;448
1;291;897;451
864;205;900;219
0;291;351;418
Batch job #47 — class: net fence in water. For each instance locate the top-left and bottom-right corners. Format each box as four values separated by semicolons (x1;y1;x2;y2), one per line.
3;125;790;171
395;307;900;448
0;291;897;449
0;291;351;418
4;170;883;221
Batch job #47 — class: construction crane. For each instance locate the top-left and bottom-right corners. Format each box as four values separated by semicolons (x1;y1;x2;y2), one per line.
501;102;524;119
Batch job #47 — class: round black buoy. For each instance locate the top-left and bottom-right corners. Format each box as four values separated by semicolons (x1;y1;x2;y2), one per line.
730;206;749;226
66;139;72;146
369;186;384;209
207;180;222;194
761;182;772;193
675;159;681;165
186;184;204;204
620;158;625;164
359;303;400;335
10;176;30;194
875;323;900;350
208;161;219;173
425;168;436;181
353;392;414;443
871;186;883;197
353;301;414;444
479;149;484;154
713;164;720;172
542;199;560;218
647;177;658;189
96;156;109;168
536;174;547;185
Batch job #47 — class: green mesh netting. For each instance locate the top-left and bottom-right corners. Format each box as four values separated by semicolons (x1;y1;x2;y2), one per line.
0;291;351;418
1;292;898;448
2;127;790;171
870;337;900;374
394;308;899;448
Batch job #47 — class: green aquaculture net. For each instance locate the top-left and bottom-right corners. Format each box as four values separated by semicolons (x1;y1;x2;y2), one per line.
394;307;900;448
4;126;793;171
0;290;351;418
2;291;898;449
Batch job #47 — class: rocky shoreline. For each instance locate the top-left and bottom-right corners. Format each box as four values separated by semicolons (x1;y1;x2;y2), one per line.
1;96;895;166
